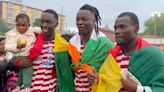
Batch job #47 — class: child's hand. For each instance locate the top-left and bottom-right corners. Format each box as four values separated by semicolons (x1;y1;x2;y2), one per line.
17;40;27;49
0;55;6;61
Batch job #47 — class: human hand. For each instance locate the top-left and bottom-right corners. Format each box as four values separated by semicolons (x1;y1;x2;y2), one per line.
19;57;33;68
88;67;99;85
0;55;6;60
121;74;137;92
17;40;27;49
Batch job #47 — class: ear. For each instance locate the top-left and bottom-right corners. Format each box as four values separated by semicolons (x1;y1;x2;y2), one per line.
54;21;58;28
134;24;139;34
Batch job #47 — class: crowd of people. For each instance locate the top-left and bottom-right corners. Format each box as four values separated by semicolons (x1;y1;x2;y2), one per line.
0;4;164;92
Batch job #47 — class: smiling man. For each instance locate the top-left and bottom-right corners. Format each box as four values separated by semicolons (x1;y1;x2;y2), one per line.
68;4;114;92
15;9;75;92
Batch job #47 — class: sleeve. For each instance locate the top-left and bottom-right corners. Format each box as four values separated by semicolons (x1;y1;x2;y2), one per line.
136;85;152;92
0;60;8;72
5;32;19;52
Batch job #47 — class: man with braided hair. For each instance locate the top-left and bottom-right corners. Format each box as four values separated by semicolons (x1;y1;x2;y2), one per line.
68;4;114;92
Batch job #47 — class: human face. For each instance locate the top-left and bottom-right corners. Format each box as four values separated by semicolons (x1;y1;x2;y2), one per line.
76;10;95;35
41;12;58;38
16;18;29;34
114;16;138;46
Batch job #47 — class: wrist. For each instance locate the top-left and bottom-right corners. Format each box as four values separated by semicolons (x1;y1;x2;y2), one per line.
136;85;144;92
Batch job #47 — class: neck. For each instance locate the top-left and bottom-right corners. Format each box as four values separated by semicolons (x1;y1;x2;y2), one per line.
80;32;92;45
121;38;137;55
43;34;54;41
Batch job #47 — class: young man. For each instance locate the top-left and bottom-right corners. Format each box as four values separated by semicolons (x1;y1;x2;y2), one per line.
90;12;164;92
68;4;114;92
16;9;75;92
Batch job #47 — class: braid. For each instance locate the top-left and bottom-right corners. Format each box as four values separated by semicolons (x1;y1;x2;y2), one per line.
80;4;101;34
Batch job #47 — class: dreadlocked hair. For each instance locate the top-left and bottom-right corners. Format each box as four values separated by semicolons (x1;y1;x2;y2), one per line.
80;4;101;35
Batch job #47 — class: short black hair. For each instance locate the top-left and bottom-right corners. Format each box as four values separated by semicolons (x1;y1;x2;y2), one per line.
118;12;139;25
43;9;58;20
15;13;30;22
79;4;101;34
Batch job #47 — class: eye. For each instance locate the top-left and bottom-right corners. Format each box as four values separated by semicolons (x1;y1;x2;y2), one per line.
120;25;126;29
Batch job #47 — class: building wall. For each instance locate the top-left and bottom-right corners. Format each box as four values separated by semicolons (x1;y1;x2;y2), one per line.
0;1;65;33
141;37;164;50
99;28;115;42
56;14;65;33
0;2;2;18
142;37;164;45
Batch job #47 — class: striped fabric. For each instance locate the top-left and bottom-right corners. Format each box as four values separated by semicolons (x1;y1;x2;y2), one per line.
115;51;130;91
20;40;57;92
115;51;130;69
75;44;91;92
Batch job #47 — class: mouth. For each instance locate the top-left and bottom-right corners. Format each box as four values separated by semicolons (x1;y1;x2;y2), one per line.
42;28;49;33
77;25;85;29
115;36;122;38
78;27;86;31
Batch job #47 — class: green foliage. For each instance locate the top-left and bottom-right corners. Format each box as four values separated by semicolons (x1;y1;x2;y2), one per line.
33;18;41;27
0;19;10;35
144;13;164;37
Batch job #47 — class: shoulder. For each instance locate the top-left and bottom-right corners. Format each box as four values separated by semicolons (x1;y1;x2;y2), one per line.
69;33;79;43
132;46;164;64
5;28;17;37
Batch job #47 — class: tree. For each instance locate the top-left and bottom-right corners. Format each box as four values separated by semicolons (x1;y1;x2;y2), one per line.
144;13;164;37
0;19;10;35
33;18;41;27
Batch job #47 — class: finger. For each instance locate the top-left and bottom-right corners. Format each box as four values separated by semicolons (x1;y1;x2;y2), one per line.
26;62;33;66
88;73;95;79
91;66;97;73
88;78;94;85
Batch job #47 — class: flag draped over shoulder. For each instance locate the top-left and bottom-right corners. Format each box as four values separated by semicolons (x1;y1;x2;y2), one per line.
92;54;122;92
17;32;75;92
93;37;154;92
68;30;114;73
54;32;75;92
129;46;164;92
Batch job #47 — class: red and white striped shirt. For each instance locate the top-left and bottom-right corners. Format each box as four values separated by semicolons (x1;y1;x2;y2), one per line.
20;40;57;92
115;51;130;69
75;44;91;92
115;51;130;92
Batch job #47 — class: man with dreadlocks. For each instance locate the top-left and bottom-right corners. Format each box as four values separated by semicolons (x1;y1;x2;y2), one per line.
68;4;114;92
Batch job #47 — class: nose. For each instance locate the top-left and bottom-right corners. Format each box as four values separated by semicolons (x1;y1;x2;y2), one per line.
115;28;121;34
76;19;83;25
41;22;48;28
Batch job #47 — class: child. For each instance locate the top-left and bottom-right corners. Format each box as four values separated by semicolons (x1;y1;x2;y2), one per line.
4;13;41;91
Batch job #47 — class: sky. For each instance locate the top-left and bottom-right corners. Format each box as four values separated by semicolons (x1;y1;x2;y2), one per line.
23;0;164;32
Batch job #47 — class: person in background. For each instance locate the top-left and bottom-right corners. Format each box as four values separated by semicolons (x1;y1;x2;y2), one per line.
61;34;72;42
2;13;41;91
0;54;8;72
